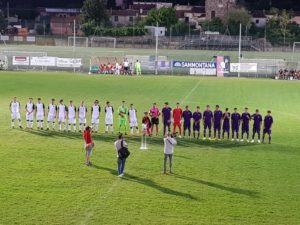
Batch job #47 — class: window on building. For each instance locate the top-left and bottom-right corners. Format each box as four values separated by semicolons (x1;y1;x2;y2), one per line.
256;19;259;24
211;11;216;19
129;16;133;22
114;16;118;22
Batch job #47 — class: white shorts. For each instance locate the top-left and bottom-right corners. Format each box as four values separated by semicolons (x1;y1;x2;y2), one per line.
79;118;86;124
142;124;147;130
105;117;113;125
47;114;56;122
11;113;21;120
68;117;76;124
91;117;99;124
58;115;66;123
36;114;44;121
26;113;34;121
130;120;138;127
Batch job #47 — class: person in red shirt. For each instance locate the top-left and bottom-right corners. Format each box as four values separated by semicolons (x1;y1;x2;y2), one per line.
142;112;151;136
83;126;94;166
173;102;183;138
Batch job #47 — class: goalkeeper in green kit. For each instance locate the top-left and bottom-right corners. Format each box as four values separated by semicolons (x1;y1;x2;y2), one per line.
118;100;129;134
135;60;141;76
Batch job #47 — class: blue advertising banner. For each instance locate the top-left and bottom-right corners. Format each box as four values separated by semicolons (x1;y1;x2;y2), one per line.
173;61;216;69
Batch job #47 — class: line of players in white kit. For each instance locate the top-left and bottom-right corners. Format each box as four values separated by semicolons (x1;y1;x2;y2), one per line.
9;97;274;144
9;97;138;134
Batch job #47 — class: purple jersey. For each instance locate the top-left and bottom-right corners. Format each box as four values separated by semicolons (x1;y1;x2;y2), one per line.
222;112;230;127
241;112;251;125
214;110;223;124
183;110;193;123
252;114;262;128
193;111;202;122
264;115;273;129
203;110;213;124
231;112;241;127
162;107;172;122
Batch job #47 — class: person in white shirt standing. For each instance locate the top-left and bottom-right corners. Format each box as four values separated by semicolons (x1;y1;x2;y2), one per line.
128;103;139;135
163;132;177;174
91;100;101;133
78;101;87;132
9;97;22;129
58;99;67;132
105;101;114;134
68;100;77;132
25;97;35;129
123;58;129;75
115;62;121;75
36;98;45;130
47;98;57;130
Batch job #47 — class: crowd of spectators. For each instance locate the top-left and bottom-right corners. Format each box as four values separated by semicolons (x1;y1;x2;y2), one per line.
275;69;300;80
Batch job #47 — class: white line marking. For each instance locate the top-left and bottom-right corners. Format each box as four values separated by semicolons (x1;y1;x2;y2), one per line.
80;153;141;225
180;79;202;104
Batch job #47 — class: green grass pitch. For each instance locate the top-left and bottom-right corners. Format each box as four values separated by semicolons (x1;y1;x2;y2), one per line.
0;71;299;225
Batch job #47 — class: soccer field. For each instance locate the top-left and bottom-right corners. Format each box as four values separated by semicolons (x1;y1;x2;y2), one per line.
0;71;300;225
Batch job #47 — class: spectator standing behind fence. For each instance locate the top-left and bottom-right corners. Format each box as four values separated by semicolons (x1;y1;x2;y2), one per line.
123;58;129;75
163;132;177;174
135;60;141;75
115;62;120;75
114;133;129;177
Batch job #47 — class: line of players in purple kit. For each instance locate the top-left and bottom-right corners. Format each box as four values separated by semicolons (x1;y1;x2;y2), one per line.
161;103;273;144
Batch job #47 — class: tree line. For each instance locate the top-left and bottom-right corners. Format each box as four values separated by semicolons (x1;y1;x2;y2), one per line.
80;0;300;46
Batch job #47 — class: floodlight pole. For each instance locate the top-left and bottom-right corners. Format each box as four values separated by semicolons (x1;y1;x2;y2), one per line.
7;2;10;18
238;23;242;78
73;19;76;53
155;22;158;75
73;19;76;72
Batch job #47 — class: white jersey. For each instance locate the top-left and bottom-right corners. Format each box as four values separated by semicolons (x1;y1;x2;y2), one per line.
26;102;35;113
68;105;76;118
105;106;114;125
58;104;67;117
129;108;138;127
129;108;137;121
48;104;57;116
10;101;20;113
124;61;129;67
78;106;87;119
91;105;100;118
36;103;45;115
105;106;114;118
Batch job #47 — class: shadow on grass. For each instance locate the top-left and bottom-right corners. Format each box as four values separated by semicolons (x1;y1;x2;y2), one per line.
175;174;259;198
91;164;199;201
20;129;253;150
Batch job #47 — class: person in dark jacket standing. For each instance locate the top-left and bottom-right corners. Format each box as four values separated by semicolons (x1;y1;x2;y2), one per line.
114;133;128;177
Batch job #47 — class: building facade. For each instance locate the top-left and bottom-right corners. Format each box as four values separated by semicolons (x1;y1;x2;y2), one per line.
205;0;237;20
